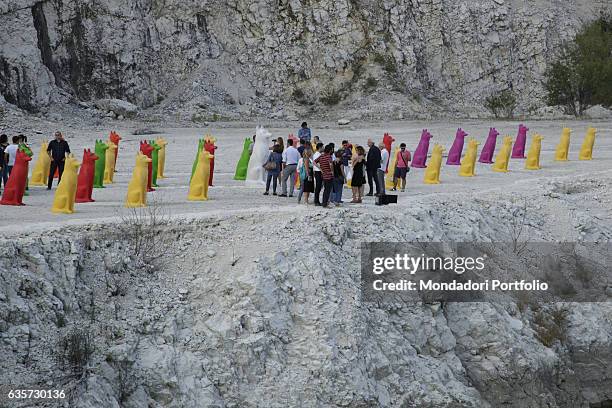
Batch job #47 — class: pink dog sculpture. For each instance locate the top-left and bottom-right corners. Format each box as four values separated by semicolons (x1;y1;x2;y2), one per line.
511;124;529;159
446;128;468;165
412;129;433;168
288;133;299;146
478;128;500;164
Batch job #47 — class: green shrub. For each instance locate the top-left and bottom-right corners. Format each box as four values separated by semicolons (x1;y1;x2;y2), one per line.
372;53;398;74
319;89;342;106
532;305;570;347
544;15;612;116
292;87;304;100
485;90;517;119
57;327;95;376
363;77;378;93
292;87;310;105
191;112;227;123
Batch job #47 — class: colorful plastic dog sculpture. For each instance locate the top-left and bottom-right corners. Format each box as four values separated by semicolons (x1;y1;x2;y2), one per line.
554;128;571;161
424;144;444;184
30;142;51;186
1;150;31;205
20;143;33;158
385;147;401;189
19;143;33;194
246;126;273;186
492;136;513;173
478;128;500;164
125;153;152;208
511;124;529;159
288;133;299;147
579;127;596;160
103;142;117;184
412;129;433;168
446;128;468;165
93;140;108;188
204;136;217;186
190;139;205;181
110;131;122;166
51;154;81;214
234;138;253;180
525;134;544;170
156;137;168;179
149;140;161;187
459;139;480;177
382;133;395;165
75;149;99;203
139;141;155;192
188;150;213;201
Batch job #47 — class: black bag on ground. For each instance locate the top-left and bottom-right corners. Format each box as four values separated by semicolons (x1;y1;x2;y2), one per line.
375;194;398;205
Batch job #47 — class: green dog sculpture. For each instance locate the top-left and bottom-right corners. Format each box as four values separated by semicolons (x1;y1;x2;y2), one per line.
190;138;205;182
149;140;161;187
93;139;109;188
234;138;253;180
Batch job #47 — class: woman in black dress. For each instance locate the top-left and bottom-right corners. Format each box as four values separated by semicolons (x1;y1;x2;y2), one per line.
351;146;366;203
301;149;315;204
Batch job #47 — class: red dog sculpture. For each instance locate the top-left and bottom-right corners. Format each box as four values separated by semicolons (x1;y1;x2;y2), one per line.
204;138;217;186
1;150;32;206
75;149;99;203
382;133;395;172
383;132;395;154
139;140;155;192
110;131;122;166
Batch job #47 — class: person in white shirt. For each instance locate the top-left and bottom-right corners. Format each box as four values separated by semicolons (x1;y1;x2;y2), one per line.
0;134;8;189
312;143;324;205
4;136;20;177
280;138;300;197
378;143;389;196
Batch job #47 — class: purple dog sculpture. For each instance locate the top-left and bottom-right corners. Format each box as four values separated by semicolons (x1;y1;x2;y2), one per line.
446;128;468;165
478;128;500;164
412;129;433;168
511;124;529;159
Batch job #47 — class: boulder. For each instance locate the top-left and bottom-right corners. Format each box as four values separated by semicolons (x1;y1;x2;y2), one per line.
338;118;351;125
94;98;138;118
584;105;612;119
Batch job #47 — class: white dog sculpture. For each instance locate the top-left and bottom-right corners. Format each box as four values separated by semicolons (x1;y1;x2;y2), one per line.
246;126;273;186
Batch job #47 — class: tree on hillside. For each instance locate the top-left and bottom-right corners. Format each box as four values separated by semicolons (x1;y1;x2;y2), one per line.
544;14;612;117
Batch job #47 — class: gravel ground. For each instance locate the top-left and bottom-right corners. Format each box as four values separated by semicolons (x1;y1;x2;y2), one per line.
0;119;610;232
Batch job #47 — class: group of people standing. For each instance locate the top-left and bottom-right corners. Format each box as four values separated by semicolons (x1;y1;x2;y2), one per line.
0;131;71;193
262;122;412;207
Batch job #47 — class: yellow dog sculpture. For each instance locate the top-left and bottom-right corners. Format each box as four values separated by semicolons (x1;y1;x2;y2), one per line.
156;137;168;178
103;142;117;184
125;153;152;208
525;134;544;170
188;150;213;201
554;128;571;161
492;136;513;173
51;154;81;214
579;127;596;160
424;144;444;184
459;139;479;177
30;142;51;186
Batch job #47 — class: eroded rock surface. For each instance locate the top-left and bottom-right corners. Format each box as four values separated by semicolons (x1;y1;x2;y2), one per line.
1;177;611;407
0;0;596;116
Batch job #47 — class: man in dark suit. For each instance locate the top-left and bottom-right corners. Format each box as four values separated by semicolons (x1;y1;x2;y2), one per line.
366;138;381;196
47;131;71;190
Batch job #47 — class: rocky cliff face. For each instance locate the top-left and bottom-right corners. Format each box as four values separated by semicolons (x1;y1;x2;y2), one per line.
1;175;612;407
0;0;598;117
